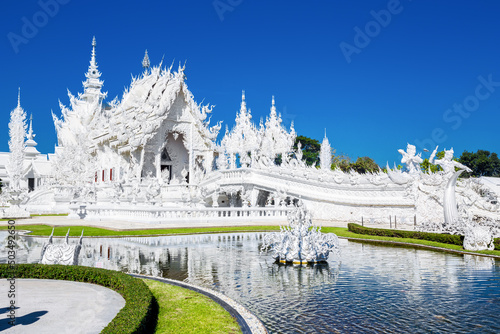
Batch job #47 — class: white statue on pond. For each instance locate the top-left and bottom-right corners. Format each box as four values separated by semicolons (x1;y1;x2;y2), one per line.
261;203;340;264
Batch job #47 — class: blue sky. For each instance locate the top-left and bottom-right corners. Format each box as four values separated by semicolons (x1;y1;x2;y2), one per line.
1;0;499;166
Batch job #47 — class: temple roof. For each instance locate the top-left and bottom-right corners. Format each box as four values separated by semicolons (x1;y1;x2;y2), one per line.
89;63;221;153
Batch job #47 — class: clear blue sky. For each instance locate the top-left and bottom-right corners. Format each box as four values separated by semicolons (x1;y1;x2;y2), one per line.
1;0;499;167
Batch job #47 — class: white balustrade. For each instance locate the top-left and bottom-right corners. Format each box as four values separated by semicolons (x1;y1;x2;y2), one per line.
70;204;291;223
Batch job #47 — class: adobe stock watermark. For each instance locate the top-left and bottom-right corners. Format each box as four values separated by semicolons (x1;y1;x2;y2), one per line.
7;0;71;54
213;0;243;22
6;220;17;326
279;106;296;129
339;0;412;64
414;74;500;151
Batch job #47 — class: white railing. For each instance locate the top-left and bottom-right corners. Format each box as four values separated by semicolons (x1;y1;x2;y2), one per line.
70;204;291;223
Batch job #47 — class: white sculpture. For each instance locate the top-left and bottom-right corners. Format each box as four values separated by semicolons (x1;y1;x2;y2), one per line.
261;203;340;264
8;88;27;191
463;224;495;251
430;146;473;228
398;143;423;175
41;229;84;265
320;130;332;171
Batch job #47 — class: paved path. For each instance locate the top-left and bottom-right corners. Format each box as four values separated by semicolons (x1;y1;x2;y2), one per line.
0;215;416;231
0;279;125;334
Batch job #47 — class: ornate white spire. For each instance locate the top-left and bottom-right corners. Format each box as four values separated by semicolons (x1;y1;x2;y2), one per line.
270;95;277;116
25;113;40;158
82;36;105;103
320;130;332;171
142;49;150;71
90;36;97;67
240;90;247;113
8;91;27;189
27;114;34;140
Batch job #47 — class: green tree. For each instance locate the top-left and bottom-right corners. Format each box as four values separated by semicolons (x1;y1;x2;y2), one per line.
294;135;321;166
420;151;445;173
293;135;381;173
332;154;351;172
459;150;500;177
350;156;380;174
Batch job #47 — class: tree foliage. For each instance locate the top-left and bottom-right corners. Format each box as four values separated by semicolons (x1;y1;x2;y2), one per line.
420;151;445;173
459;150;500;177
294;135;381;173
332;154;351;172
294;135;321;166
349;156;380;174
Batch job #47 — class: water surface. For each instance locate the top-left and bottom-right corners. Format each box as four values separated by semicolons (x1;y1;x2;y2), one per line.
2;232;500;333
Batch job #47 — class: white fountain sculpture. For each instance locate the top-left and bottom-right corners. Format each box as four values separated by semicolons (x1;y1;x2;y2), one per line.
261;203;340;264
40;228;84;265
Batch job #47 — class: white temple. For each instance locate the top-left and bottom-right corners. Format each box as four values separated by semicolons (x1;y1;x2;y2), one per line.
1;38;499;230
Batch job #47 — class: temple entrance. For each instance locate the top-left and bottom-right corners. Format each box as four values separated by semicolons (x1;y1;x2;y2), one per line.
160;147;173;182
28;178;35;192
162;132;189;183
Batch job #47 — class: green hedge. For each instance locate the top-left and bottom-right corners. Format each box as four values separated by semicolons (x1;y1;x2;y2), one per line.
347;223;500;250
0;264;157;333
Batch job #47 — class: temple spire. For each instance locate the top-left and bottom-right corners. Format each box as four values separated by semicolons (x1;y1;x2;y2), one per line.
24;113;40;158
142;49;150;72
270;95;277;116
27;114;34;140
240;90;246;113
90;36;97;67
17;87;21;108
82;36;106;104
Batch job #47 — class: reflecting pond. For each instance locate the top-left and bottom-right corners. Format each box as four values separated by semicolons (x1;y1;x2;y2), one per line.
2;232;500;333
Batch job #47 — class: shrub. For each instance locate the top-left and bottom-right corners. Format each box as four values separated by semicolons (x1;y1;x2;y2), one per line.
348;223;464;245
348;223;500;250
0;264;157;333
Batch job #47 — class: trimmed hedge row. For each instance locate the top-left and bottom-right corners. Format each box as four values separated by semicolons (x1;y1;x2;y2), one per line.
0;264;157;333
347;223;500;250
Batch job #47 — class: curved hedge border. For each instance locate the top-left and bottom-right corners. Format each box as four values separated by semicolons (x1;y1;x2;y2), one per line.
0;264;157;333
347;223;500;250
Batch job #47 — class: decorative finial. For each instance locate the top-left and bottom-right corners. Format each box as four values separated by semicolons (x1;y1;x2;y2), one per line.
142;49;150;70
270;95;277;115
324;128;327;138
90;36;97;67
240;90;247;113
27;114;34;140
17;87;21;108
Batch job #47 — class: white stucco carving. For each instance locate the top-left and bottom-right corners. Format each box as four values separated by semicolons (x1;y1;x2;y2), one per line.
1;38;497;239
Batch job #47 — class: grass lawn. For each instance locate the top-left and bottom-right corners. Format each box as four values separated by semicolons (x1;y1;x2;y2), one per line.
0;224;281;237
143;279;241;334
2;223;499;257
320;227;500;257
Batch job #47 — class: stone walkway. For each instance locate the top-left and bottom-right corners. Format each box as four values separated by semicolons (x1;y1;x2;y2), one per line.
0;279;125;334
